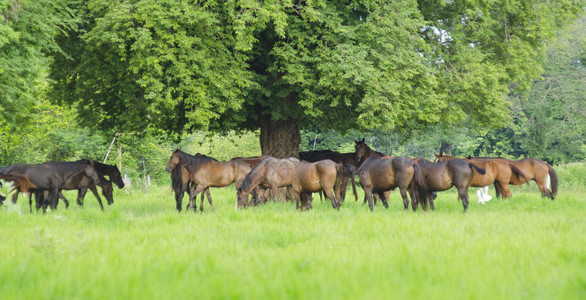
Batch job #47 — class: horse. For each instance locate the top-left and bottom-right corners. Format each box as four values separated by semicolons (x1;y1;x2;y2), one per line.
435;153;528;199
236;157;345;210
0;173;36;205
300;150;358;202
56;172;114;210
0;161;99;213
165;150;252;212
412;157;486;212
54;161;123;210
466;156;558;200
354;138;385;165
169;153;216;212
356;156;427;212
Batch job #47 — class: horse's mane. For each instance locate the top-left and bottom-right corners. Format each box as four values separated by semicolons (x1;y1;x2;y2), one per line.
414;157;433;165
240;157;271;193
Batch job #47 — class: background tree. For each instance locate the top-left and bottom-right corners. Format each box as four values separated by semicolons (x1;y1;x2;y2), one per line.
49;0;583;158
0;0;76;126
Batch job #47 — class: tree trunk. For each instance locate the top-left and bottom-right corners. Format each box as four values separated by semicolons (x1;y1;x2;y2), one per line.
259;117;300;158
440;141;452;155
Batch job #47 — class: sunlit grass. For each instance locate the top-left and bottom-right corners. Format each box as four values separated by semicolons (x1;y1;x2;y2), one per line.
0;177;584;299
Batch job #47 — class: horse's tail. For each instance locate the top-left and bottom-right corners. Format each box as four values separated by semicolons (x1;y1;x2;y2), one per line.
468;163;486;175
548;164;558;197
410;163;428;207
510;164;530;186
0;173;36;192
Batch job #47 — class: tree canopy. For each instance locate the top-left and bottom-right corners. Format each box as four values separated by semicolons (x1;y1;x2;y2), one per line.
42;0;586;156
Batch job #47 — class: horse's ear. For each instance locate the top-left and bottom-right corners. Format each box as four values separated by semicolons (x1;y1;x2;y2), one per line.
361;138;365;142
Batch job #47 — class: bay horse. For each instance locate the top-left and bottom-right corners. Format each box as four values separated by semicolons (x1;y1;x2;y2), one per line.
169;153;215;212
165;150;252;212
299;150;358;202
435;153;528;199
466;156;558;200
356;156;427;212
236;157;344;210
354;138;385;165
412;157;486;212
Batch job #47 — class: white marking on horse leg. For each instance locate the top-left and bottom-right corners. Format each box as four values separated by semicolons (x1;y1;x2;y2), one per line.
546;174;551;190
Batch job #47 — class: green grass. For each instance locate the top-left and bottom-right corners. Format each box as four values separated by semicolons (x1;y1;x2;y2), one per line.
0;166;585;299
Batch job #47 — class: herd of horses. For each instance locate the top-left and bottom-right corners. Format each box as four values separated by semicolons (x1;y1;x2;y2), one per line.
165;139;558;213
0;160;124;213
0;139;558;214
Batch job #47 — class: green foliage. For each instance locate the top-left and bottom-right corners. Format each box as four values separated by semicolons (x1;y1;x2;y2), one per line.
49;0;583;142
0;0;76;126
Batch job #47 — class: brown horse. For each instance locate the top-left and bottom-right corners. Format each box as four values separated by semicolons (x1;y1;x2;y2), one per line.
165;150;251;212
354;138;385;165
435;153;528;199
412;157;486;212
466;156;558;200
356;156;427;212
300;150;358;202
236;157;343;210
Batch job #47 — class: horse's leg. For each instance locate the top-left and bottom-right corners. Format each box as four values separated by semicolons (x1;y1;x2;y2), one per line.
28;192;33;213
340;179;348;202
11;191;18;204
88;186;104;211
59;191;70;209
189;185;206;213
377;192;389;209
323;188;339;210
205;188;214;212
498;181;513;198
399;187;410;212
458;187;469;213
365;189;374;212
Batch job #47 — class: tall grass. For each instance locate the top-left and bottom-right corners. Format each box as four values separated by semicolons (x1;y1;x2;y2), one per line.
0;164;584;299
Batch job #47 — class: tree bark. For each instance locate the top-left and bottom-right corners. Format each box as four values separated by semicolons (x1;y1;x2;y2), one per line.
259;117;300;158
440;141;452;155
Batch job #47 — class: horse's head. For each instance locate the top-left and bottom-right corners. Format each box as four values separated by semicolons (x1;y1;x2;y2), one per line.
166;149;181;172
110;166;125;189
102;180;114;205
355;138;366;163
434;152;443;163
235;187;249;209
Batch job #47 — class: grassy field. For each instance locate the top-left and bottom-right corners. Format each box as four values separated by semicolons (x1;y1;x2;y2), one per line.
0;163;584;299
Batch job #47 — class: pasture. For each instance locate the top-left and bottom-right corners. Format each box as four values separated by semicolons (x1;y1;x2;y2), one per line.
0;163;584;299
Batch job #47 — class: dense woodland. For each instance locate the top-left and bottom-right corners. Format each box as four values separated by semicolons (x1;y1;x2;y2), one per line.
1;0;584;183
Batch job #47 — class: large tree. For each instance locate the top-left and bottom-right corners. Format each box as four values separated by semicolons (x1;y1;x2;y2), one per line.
0;0;75;126
49;0;583;158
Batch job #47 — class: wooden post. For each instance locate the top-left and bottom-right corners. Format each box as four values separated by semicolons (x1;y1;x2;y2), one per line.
118;142;122;174
103;132;118;163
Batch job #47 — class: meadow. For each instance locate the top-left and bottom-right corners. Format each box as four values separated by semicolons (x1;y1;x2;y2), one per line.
0;163;584;299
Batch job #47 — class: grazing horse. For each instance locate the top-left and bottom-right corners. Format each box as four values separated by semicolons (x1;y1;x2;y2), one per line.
356;156;427;212
435;153;528;199
300;150;358;202
236;157;344;210
467;156;558;200
165;150;251;212
412;157;486;212
354;138;385;165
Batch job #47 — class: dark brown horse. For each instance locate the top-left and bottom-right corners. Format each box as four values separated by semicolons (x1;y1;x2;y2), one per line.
354;139;385;165
236;157;344;210
466;156;558;200
356;156;427;212
0;161;99;213
435;153;528;199
166;150;252;212
299;150;358;202
412;157;486;212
